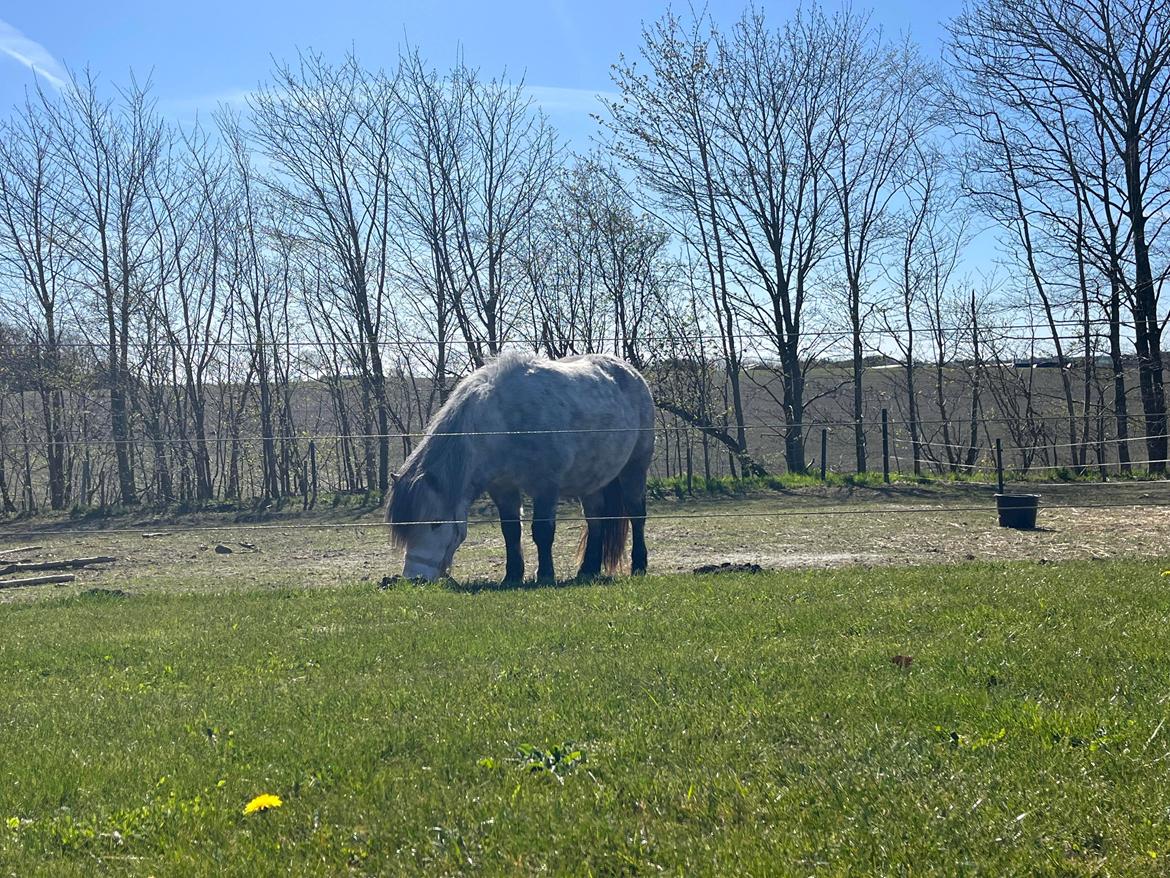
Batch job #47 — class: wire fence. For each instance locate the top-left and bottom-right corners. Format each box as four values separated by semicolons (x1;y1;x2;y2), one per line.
2;320;1167;516
3;495;1169;542
1;409;1166;511
10;424;1169;448
3;415;1167;548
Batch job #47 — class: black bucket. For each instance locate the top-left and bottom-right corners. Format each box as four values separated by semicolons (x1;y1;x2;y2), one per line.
995;493;1040;529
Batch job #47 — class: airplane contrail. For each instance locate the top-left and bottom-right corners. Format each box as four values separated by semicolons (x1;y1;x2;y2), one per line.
0;17;67;90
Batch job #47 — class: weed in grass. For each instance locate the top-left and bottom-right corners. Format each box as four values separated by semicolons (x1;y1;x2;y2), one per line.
513;743;586;781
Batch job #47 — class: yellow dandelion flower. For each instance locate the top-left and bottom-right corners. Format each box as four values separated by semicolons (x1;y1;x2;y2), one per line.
242;794;282;815
1162;570;1170;576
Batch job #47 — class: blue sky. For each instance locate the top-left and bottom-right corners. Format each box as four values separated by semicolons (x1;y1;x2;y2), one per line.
1;0;965;149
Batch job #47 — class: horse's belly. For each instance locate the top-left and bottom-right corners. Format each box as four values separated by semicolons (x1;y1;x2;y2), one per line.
555;437;636;497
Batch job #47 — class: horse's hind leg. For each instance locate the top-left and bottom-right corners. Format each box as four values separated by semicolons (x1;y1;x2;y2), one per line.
492;489;524;585
620;463;649;575
576;490;605;580
531;492;558;584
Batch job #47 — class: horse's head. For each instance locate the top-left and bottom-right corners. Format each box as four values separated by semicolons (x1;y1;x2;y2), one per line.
386;471;468;581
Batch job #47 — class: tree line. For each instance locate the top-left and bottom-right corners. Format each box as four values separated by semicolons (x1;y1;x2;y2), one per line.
0;0;1167;513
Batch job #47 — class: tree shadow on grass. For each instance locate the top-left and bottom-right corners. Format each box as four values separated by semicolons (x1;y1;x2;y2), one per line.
656;480;995;507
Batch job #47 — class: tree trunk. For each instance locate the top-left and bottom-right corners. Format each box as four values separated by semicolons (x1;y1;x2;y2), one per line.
1107;270;1132;473
781;339;807;474
1125;129;1168;474
40;386;67;510
849;271;868;472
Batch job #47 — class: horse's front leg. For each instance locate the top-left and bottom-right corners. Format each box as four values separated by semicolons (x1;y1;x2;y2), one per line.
491;488;524;585
531;491;558;584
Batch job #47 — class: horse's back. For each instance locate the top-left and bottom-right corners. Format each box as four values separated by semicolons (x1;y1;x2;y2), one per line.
563;354;653;404
556;353;652;409
478;353;654;497
487;353;651;422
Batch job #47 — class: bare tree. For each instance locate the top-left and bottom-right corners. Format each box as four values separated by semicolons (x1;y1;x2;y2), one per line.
604;10;754;473
246;52;400;495
220;119;281;501
825;20;937;472
882;145;943;475
0;98;73;508
146;124;232;501
521;163;611;357
712;8;844;473
950;0;1170;473
392;50;460;403
409;58;558;365
39;73;167;505
559;158;667;367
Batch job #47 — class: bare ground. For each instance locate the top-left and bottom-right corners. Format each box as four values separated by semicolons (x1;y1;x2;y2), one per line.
1;481;1168;601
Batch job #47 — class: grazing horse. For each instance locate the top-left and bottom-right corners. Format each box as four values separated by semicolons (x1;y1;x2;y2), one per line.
385;352;655;583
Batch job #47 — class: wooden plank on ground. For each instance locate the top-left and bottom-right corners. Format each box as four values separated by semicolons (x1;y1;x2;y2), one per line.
0;557;115;577
0;574;76;589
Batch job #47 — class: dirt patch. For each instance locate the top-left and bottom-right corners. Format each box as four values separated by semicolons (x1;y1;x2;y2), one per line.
1;481;1167;599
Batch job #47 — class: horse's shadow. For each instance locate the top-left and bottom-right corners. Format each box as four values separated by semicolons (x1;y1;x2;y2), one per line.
447;574;619;594
379;573;618;594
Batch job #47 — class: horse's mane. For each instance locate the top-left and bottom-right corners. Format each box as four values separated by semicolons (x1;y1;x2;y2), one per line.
385;353;537;544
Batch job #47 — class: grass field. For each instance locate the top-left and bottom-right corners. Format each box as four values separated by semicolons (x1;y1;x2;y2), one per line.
2;558;1169;875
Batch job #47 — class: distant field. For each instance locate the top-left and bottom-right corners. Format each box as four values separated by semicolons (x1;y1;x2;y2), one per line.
1;559;1168;875
656;362;1170;481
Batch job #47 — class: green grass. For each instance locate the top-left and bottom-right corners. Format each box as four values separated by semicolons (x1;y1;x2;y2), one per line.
2;561;1169;875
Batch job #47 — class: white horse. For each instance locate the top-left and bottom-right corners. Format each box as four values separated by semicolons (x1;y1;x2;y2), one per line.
385;352;655;583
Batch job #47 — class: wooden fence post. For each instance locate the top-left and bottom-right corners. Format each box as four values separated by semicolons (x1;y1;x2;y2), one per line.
996;437;1005;495
881;409;890;484
1096;414;1108;481
309;440;319;509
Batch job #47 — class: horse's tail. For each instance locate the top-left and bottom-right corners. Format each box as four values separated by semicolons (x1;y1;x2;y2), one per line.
576;477;630;575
